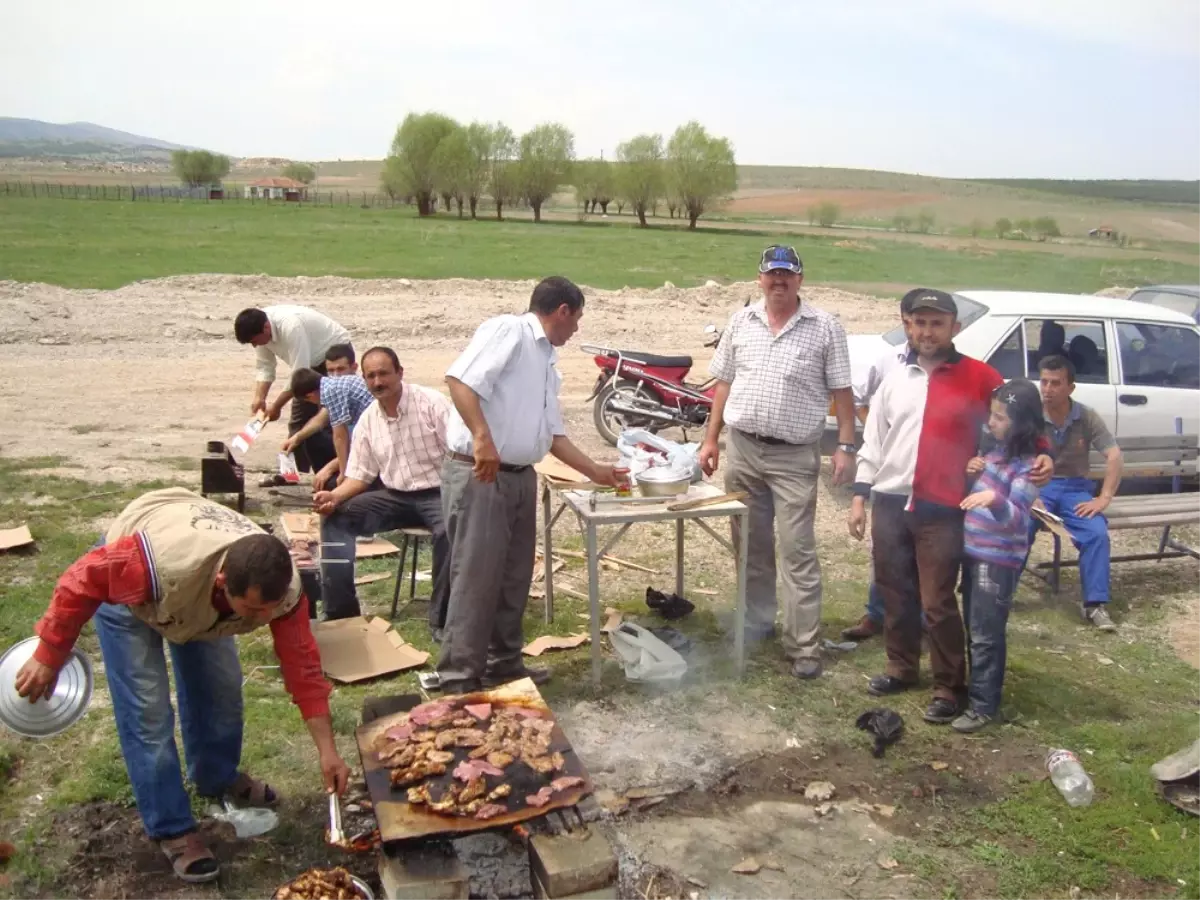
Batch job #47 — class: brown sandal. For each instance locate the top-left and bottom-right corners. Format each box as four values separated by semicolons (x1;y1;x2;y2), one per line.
224;771;281;808
160;831;220;884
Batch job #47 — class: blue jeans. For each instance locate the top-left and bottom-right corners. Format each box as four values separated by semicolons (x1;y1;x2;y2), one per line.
865;581;885;623
94;603;244;840
962;559;1019;717
1030;477;1111;604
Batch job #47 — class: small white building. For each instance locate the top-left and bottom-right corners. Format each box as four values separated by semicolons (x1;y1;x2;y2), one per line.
244;177;306;201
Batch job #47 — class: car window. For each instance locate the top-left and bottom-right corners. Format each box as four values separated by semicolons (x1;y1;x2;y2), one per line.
1025;318;1109;384
881;293;988;346
1128;289;1200;323
1116;322;1200;389
987;325;1026;379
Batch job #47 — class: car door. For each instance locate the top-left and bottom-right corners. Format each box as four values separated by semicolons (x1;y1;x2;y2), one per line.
1113;320;1200;453
981;316;1117;425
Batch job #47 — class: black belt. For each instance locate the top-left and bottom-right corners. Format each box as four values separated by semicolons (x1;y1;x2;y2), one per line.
448;451;530;473
735;428;797;447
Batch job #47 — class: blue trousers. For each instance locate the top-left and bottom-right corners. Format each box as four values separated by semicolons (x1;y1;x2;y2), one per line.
94;604;244;840
1031;477;1111;604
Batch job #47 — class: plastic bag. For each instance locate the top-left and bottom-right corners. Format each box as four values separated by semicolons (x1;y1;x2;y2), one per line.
615;429;703;483
608;622;688;685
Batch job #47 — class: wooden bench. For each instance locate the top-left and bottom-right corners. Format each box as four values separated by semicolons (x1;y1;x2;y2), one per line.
1031;433;1199;593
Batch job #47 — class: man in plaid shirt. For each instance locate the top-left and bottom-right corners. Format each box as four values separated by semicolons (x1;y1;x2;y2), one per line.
700;245;857;680
313;347;451;631
288;364;375;490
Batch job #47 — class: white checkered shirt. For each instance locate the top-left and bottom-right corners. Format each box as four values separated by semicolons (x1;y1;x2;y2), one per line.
709;299;852;445
344;383;450;492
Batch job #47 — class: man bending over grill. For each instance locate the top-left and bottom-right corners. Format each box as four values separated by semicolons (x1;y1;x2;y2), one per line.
13;488;350;885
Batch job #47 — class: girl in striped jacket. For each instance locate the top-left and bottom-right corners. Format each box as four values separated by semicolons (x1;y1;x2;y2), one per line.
954;379;1045;733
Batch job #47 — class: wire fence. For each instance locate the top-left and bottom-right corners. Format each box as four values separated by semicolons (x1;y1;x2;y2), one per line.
0;180;421;209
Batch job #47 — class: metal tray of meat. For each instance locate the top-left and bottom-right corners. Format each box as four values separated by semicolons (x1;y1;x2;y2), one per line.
354;678;593;843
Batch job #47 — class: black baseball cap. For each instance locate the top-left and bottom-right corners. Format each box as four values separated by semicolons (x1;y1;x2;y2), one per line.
903;288;956;316
759;245;803;275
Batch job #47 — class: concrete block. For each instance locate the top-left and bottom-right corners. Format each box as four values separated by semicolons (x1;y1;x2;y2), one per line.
532;869;618;900
528;829;618;899
378;841;469;900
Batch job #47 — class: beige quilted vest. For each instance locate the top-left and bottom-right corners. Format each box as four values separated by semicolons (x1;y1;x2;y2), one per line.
105;488;301;643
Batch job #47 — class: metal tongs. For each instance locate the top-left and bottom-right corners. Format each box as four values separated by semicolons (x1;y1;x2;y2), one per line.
328;791;345;845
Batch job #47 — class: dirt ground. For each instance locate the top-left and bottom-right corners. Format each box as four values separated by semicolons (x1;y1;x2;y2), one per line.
0;274;899;484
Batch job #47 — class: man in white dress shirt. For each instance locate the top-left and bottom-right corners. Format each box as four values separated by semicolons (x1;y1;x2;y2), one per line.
435;276;618;694
234;305;352;475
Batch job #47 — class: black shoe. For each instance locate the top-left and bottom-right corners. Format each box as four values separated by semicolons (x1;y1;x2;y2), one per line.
923;697;963;725
867;674;917;697
436;677;482;696
482;666;552;689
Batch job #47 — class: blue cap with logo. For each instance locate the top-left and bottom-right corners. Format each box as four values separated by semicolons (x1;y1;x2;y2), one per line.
759;244;803;275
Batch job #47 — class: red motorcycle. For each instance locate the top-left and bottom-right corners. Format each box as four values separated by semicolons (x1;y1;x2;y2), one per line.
582;325;722;446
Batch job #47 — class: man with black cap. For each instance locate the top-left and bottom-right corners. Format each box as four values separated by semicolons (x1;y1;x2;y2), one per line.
848;289;1054;724
700;245;856;681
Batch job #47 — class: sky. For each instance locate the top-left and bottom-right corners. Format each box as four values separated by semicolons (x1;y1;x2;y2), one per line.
2;0;1198;179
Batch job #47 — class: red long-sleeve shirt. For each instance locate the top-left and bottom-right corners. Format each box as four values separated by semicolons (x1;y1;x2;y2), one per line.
33;536;332;720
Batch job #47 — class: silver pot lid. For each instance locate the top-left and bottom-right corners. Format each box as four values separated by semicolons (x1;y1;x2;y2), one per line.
634;465;691;483
0;637;94;739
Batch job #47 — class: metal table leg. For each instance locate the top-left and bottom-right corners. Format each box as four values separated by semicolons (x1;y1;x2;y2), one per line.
734;510;748;675
542;480;555;623
586;521;602;688
675;519;685;596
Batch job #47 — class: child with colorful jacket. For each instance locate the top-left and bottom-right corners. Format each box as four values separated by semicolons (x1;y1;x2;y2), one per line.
954;379;1045;732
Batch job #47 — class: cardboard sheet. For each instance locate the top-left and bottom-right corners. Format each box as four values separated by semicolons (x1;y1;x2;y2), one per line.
312;616;429;682
0;525;34;552
535;455;588;485
1032;506;1072;542
279;512;400;558
522;632;590;657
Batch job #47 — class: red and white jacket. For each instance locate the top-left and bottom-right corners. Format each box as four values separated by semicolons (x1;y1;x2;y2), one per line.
853;348;1003;509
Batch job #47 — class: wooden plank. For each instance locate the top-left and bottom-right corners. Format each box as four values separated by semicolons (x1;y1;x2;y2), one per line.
1107;435;1197;451
1109;513;1199;530
667;491;748;512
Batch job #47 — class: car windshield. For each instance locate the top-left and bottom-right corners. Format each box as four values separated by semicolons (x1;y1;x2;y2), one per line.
881;293;989;345
1128;288;1200;323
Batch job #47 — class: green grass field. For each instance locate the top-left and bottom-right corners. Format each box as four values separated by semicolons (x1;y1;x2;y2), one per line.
0;196;1195;292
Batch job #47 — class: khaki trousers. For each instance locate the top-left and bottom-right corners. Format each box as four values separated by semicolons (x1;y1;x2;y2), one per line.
725;429;822;660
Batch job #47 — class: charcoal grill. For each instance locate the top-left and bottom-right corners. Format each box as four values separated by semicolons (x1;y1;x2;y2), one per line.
354;678;593;844
200;440;245;511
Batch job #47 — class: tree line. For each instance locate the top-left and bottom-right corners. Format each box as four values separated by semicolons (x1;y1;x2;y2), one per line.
380;112;737;229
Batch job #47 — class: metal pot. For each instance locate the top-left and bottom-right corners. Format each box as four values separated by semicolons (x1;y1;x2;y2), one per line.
0;637;93;738
634;466;691;498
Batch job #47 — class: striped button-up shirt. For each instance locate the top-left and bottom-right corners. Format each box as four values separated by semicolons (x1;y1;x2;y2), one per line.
709;299;852;445
344;384;450;492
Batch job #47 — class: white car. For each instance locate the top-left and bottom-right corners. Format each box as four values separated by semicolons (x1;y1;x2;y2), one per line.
831;290;1200;475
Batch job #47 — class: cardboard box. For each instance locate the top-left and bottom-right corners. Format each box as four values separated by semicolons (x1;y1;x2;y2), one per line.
312;616;429;683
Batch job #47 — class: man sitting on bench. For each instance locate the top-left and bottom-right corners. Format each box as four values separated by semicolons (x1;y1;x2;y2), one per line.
1035;355;1124;631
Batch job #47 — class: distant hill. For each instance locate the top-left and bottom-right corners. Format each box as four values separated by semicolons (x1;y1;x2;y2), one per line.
966;178;1199;206
0;118;196;161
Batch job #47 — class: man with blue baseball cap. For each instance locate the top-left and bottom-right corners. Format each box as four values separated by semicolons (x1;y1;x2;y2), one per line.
700;245;857;680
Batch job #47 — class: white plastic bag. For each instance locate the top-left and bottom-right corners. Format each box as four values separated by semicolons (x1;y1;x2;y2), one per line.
608;622;688;685
615;429;702;483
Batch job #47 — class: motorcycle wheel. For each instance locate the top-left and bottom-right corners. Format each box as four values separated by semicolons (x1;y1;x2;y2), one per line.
593;380;664;446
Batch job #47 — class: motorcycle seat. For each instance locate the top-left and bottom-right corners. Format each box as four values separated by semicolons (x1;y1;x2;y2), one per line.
618;351;693;369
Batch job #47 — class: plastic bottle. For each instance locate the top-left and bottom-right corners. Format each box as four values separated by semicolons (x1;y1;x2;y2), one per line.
1046;748;1095;807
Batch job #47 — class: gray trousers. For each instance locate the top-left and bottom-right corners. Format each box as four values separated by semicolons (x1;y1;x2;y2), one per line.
724;429;823;659
436;458;537;689
320;486;449;625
